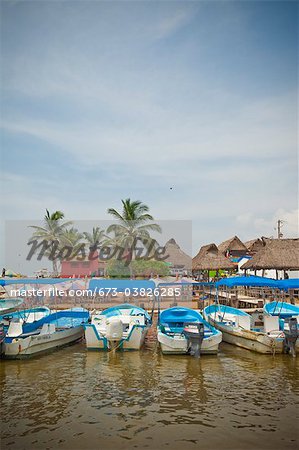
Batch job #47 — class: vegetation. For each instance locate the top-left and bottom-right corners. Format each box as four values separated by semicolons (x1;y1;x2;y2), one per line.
106;198;161;273
106;259;170;278
29;210;73;275
29;200;163;278
83;227;105;251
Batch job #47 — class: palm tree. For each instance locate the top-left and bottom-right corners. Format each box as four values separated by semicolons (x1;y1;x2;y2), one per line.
107;199;161;274
45;209;65;221
60;227;84;259
83;227;105;252
29;210;73;275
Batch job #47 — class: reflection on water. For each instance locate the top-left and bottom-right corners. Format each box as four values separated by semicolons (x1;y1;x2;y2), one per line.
0;342;298;450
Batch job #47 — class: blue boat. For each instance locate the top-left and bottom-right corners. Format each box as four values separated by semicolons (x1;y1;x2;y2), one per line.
157;307;222;355
3;307;89;358
264;302;299;319
84;304;152;351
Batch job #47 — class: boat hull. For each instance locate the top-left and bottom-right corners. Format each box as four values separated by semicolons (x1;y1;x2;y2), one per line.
84;323;148;351
207;317;284;354
158;330;222;355
3;326;84;359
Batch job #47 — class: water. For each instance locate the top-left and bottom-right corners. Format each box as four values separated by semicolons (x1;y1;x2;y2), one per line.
0;342;298;450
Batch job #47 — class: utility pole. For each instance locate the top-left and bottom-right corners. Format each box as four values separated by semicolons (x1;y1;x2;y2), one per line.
277;219;283;239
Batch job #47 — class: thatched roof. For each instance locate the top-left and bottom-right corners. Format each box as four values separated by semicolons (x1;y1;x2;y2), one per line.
192;243;235;271
163;238;191;269
218;235;247;254
245;238;264;252
241;238;299;270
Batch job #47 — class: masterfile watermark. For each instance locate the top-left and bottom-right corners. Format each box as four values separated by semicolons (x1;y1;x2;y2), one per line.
26;237;169;264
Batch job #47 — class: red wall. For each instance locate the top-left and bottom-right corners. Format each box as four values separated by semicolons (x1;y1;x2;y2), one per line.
61;256;99;277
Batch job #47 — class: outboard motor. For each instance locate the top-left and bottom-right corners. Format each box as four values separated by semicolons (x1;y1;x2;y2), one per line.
106;318;123;351
284;318;298;357
183;322;205;358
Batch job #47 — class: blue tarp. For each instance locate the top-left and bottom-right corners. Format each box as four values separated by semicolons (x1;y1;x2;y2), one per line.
216;276;299;290
157;281;214;287
88;279;156;292
0;278;77;286
276;279;299;290
215;275;280;288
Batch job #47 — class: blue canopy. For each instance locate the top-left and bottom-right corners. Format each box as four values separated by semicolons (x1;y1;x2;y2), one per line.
88;278;156;292
0;278;76;286
157;281;214;287
216;276;299;290
275;279;299;291
216;275;280;288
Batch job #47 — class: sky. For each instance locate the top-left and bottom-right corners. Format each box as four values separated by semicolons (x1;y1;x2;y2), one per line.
0;0;298;268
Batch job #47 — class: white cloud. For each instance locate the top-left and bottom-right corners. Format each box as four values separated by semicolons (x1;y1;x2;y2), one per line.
154;9;196;40
236;212;253;226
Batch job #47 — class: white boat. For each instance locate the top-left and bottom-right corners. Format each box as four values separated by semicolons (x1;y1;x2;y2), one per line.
0;298;24;314
3;308;89;358
157;307;222;355
0;306;50;326
84;304;152;351
204;304;284;354
264;301;299;355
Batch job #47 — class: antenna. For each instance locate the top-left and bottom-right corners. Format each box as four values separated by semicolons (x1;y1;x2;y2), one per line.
276;219;284;239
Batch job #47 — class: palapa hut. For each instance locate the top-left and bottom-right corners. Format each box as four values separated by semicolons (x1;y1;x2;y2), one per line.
245;238;264;255
192;243;235;280
241;238;299;278
218;235;248;258
163;238;192;276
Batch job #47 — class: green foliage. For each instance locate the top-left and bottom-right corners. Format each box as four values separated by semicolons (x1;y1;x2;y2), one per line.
106;260;130;278
83;227;105;248
106;259;170;278
106;198;161;261
131;260;170;277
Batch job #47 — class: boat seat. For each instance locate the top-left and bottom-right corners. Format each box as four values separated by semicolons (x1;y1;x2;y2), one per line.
7;322;23;337
40;323;56;335
264;316;280;334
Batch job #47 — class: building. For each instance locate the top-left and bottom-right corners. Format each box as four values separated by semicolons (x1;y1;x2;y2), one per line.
60;250;100;277
192;243;235;279
245;238;264;255
241;238;299;279
218;236;248;258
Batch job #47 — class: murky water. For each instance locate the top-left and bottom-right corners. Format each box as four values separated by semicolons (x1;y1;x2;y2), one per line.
1;342;298;450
